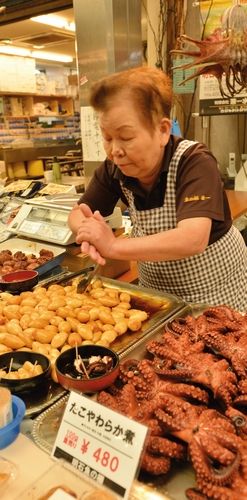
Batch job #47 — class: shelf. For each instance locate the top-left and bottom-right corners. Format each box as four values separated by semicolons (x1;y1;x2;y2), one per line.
0;144;78;163
0;92;75;98
0;114;75;119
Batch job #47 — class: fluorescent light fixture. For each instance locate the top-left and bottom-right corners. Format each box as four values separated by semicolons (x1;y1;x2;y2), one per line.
32;50;73;63
0;38;12;44
0;45;30;56
31;14;75;32
32;44;45;49
0;45;73;62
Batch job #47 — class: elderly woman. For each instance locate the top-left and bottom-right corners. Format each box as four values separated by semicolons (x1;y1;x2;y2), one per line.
68;66;247;310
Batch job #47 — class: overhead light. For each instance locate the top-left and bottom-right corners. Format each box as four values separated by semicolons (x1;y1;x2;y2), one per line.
0;45;29;57
32;50;73;63
32;45;45;49
30;14;75;32
0;38;12;44
0;45;73;63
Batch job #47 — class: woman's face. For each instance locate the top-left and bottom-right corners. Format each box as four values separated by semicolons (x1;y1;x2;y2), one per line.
99;95;171;184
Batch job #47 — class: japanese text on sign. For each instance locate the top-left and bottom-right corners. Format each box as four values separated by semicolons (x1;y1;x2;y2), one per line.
52;391;148;499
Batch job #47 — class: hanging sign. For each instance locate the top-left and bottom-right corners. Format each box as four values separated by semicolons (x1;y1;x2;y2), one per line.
199;74;247;115
80;106;106;162
172;57;195;95
52;391;148;499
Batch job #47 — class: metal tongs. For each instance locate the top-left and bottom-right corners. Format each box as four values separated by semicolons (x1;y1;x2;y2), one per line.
36;266;95;289
76;264;100;293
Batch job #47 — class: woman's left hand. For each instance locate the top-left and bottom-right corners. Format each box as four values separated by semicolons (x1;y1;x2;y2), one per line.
76;210;116;263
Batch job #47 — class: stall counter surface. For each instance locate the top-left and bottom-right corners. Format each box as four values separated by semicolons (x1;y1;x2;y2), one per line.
1;432;190;500
0;433;55;499
0;433;119;499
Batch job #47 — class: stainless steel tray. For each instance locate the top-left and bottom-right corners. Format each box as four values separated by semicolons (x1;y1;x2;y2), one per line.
32;395;194;500
0;237;65;276
23;381;67;418
32;303;218;498
94;277;186;357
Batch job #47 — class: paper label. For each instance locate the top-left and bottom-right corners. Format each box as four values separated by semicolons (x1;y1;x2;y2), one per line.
52;391;148;499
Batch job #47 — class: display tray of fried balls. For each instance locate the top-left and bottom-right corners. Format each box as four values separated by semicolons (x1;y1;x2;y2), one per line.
0;279;149;383
0;249;54;276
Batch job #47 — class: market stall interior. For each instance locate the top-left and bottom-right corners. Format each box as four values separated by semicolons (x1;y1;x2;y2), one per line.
0;1;247;500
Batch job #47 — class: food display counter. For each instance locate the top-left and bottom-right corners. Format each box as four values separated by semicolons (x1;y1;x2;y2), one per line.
0;271;246;499
0;274;188;499
0;190;246;499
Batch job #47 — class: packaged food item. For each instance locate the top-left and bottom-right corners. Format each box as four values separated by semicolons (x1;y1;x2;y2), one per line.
38;484;77;499
19;461;118;500
0;387;12;428
0;457;18;495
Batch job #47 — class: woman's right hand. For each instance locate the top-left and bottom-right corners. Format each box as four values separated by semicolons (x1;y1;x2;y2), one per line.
76;204;106;265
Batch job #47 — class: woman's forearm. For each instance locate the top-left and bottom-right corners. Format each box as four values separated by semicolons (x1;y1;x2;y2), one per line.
109;218;211;262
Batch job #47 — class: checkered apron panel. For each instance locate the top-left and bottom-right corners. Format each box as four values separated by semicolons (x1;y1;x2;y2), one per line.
120;140;247;310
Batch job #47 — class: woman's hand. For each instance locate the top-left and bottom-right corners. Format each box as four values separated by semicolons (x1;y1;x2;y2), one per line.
76;207;116;265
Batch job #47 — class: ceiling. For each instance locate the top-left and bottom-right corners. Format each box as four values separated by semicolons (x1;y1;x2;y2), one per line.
0;8;76;63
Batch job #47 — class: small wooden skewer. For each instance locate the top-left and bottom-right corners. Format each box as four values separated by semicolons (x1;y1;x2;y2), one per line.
8;357;13;373
75;343;89;379
79;356;90;380
32;360;38;374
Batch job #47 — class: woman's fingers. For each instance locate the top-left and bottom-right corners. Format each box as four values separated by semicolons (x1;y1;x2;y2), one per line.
80;241;106;265
88;244;106;265
79;203;94;217
93;210;105;221
80;241;90;253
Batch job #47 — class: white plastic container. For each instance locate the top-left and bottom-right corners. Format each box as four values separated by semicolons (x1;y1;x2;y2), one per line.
235;160;247;191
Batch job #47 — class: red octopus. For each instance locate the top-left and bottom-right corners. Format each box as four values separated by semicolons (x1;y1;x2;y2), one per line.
186;441;247;500
146;330;238;407
171;4;247;97
155;402;241;486
98;382;185;475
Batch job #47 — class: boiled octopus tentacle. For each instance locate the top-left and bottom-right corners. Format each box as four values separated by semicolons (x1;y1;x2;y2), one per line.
147;331;205;359
147;435;186;461
120;358;209;405
189;438;239;486
199;330;247;379
203;305;245;324
225;406;247;440
141;452;171;476
186;488;208;500
119;359;150;397
194;443;247;500
147;332;237;407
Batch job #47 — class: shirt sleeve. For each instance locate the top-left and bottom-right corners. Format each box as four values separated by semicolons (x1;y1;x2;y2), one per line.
78;160;121;216
176;143;226;222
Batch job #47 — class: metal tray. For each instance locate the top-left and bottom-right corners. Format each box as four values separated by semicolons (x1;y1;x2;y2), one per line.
32;395;194;499
0;237;65;276
23;381;67;418
88;277;186;357
32;303;222;498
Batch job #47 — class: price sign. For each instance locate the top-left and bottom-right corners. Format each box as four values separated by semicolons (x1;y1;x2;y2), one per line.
51;391;149;499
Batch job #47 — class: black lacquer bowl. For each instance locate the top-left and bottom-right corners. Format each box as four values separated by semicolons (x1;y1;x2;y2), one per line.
55;345;119;393
0;351;51;395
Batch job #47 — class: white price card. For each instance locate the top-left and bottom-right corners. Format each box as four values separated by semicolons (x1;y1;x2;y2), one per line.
51;391;149;499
